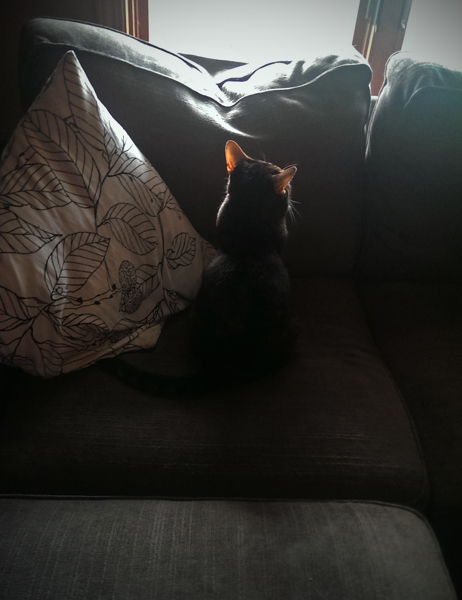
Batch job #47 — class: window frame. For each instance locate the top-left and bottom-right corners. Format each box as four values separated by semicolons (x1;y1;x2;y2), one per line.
96;0;149;41
125;0;149;41
353;0;413;94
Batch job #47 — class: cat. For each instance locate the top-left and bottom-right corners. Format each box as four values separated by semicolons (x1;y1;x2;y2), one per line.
109;141;297;394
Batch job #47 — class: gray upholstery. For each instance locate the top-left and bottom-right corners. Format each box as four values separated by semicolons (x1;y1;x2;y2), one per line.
0;498;456;600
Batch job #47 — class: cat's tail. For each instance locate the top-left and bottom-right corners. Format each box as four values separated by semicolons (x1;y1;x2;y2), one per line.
98;356;229;396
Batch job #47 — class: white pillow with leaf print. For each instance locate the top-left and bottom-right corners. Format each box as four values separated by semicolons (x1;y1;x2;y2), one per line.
0;50;214;377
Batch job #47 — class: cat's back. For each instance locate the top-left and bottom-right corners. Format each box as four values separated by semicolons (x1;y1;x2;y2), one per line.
198;249;290;308
190;249;296;376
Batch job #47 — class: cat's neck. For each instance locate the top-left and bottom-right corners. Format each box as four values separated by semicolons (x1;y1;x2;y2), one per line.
217;212;287;257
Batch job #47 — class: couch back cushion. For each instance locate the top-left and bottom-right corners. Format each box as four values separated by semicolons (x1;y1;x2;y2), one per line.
358;52;462;281
19;18;371;276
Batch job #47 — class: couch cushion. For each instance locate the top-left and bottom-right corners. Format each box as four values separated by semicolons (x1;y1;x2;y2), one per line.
358;281;462;594
0;278;426;506
19;17;372;276
0;498;456;600
0;50;213;377
358;52;462;281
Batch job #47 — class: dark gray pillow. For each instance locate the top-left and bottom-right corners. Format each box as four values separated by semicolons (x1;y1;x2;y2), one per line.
358;52;462;281
20;18;372;276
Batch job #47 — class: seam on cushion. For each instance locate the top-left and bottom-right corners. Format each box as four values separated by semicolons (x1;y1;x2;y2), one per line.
354;282;430;509
0;495;435;508
215;59;370;87
215;59;291;86
219;63;372;107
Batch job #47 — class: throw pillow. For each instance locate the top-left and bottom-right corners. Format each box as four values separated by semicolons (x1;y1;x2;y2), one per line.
0;51;214;377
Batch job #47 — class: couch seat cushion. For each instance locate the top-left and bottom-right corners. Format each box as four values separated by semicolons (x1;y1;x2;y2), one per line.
358;281;462;594
0;277;426;505
0;498;456;600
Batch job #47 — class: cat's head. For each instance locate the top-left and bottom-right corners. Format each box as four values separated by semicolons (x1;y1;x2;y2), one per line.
216;141;297;253
223;141;296;223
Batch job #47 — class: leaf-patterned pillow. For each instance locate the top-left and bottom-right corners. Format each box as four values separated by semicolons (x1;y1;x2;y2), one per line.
0;51;214;377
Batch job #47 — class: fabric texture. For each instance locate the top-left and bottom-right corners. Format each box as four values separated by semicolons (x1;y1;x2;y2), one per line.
358;51;462;281
358;281;462;594
19;17;372;277
0;278;427;506
0;51;213;377
0;498;456;600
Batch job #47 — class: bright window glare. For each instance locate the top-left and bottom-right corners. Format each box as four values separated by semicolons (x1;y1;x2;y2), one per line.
149;0;360;61
402;0;462;70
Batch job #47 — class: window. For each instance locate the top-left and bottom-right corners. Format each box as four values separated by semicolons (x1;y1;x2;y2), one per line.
148;0;360;62
120;0;461;95
402;0;462;71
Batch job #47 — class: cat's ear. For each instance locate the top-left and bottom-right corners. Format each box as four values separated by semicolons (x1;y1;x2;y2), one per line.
225;140;249;173
272;166;297;194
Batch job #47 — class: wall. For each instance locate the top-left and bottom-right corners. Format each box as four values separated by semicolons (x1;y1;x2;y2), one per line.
0;1;105;145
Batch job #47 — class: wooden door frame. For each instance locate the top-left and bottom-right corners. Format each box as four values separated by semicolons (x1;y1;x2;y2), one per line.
125;0;149;41
353;0;413;94
95;0;149;41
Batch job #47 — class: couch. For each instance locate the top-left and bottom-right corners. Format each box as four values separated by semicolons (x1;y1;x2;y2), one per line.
1;17;461;599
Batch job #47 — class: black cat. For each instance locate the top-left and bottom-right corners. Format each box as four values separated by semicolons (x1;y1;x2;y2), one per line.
111;141;297;393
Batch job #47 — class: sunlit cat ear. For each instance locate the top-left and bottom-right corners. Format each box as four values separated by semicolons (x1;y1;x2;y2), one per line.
225;140;249;173
272;166;297;194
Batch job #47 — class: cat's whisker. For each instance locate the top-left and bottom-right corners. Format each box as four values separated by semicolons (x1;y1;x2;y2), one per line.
293;204;301;217
287;201;301;224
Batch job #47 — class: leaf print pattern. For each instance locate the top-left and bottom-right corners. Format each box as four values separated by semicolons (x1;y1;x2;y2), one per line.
0;161;72;210
136;264;161;300
0;210;59;254
0;286;37;331
118;261;161;314
37;340;64;377
44;232;110;300
100;203;157;255
0;50;213;377
119;260;143;314
24;110;101;208
117;173;164;217
63;56;106;155
166;233;196;269
59;313;109;345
